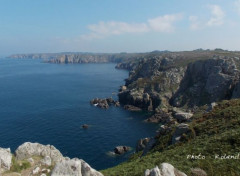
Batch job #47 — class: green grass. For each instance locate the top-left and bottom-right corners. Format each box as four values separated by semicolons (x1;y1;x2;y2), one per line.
10;156;31;173
102;99;240;176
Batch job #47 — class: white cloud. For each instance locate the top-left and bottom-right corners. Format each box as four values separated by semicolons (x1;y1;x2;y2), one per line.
81;14;182;40
235;0;240;15
189;16;202;30
148;14;183;32
207;5;225;26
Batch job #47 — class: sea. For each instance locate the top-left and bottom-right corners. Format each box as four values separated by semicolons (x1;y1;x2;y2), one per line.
0;58;157;170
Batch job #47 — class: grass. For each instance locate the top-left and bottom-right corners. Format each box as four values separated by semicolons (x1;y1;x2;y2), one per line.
10;156;31;173
102;99;240;176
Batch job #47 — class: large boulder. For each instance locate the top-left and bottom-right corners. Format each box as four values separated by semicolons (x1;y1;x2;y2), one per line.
114;146;130;155
0;147;12;171
51;158;103;176
145;163;187;176
173;111;193;122
15;142;64;162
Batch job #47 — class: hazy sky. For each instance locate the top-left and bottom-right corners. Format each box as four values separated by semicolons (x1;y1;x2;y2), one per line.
0;0;240;55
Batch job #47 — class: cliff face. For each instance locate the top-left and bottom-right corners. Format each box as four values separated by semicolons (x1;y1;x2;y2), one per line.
118;55;240;111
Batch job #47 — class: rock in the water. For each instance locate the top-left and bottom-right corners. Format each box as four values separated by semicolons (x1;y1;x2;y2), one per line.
145;163;187;176
124;105;142;111
172;123;190;144
114;146;130;155
0;147;12;171
41;156;52;166
90;97;120;109
15;142;64;162
82;124;89;129
190;168;207;176
51;158;103;176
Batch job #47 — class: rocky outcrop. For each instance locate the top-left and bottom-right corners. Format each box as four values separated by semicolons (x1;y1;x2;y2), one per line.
90;98;120;109
144;163;187;176
51;158;103;176
145;110;174;124
172;109;193;122
172;123;190;144
136;137;156;156
0;147;12;171
113;146;130;155
15;142;64;162
171;57;240;107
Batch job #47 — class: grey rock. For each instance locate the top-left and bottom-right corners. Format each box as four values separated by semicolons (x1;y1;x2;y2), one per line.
114;146;130;155
173;112;193;122
32;166;40;174
15;142;64;162
190;168;207;176
0;147;12;171
206;102;218;112
51;158;103;176
41;156;52;166
232;81;240;99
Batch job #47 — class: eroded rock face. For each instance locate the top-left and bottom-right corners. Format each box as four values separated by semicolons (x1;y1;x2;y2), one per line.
15;142;64;162
145;163;187;176
51;158;103;176
172;57;240;107
0;147;12;171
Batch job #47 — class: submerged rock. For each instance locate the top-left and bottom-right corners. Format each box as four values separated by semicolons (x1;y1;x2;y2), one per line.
82;124;89;129
0;147;12;171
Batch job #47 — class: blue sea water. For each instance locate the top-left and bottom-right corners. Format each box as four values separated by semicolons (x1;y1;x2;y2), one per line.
0;58;157;170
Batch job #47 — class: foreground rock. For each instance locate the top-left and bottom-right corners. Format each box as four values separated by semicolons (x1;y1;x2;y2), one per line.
52;158;103;176
0;147;12;171
15;142;64;162
90;98;120;109
145;163;187;176
114;146;130;155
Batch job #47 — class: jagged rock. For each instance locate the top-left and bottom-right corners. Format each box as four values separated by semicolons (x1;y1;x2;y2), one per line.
145;163;187;176
173;111;193;122
124;105;142;111
51;158;103;176
156;125;172;136
41;156;52;166
114;146;130;155
172;123;190;144
0;147;12;171
90;97;120;109
136;138;151;152
190;168;207;176
15;142;64;162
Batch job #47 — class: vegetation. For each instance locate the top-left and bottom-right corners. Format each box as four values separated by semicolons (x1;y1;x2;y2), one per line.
10;156;31;173
102;99;240;176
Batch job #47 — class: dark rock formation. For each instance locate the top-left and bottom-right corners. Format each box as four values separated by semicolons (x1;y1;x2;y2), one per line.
171;123;190;144
90;98;120;109
82;124;89;129
113;146;130;155
124;105;142;111
136;137;156;156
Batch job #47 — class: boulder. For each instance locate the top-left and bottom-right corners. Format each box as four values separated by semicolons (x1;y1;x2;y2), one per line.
51;158;103;176
173;112;193;122
172;123;190;144
114;146;130;155
206;102;218;112
32;166;40;175
15;142;64;162
0;147;12;171
145;163;187;176
190;168;207;176
156;125;172;136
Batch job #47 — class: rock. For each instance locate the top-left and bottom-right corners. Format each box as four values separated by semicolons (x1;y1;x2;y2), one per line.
90;97;120;109
232;81;240;99
124;105;142;111
145;111;174;124
114;101;120;107
156;125;172;136
82;124;89;129
40;174;47;176
15;142;64;162
136;137;156;156
172;123;190;144
27;158;34;165
32;166;40;174
173;111;193;122
0;147;12;171
41;156;52;166
206;102;218;112
145;163;187;176
120;86;127;91
51;158;103;176
190;168;207;176
114;146;130;155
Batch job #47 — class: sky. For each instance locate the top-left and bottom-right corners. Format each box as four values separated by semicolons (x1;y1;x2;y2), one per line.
0;0;240;55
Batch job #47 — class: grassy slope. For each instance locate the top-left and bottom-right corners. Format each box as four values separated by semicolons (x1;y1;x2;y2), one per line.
102;99;240;176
